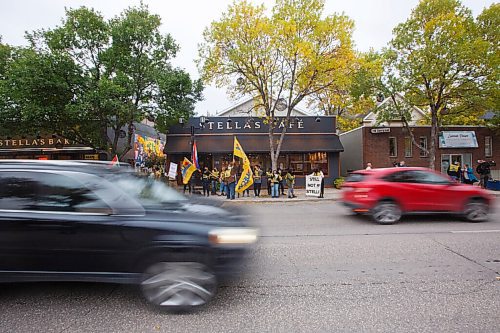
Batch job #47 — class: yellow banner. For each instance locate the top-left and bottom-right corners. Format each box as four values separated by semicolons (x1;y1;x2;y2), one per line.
235;165;254;193
233;136;250;167
181;157;197;184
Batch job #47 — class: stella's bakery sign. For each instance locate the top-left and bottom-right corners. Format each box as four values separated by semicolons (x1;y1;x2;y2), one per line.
0;137;81;149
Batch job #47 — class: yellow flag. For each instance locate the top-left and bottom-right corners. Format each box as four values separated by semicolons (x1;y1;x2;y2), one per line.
234;137;250;167
181;157;197;184
236;165;254;193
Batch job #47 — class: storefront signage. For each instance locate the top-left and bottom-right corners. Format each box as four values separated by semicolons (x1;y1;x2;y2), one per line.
439;131;478;148
170;117;335;135
370;128;390;134
305;174;322;197
84;154;99;160
0;137;81;149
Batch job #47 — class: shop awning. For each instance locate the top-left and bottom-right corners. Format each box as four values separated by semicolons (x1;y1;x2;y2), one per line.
164;133;344;154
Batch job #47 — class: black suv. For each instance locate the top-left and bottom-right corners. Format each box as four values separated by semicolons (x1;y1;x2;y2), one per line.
0;160;257;311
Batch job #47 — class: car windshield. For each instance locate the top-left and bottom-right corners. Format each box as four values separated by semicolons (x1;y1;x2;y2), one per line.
112;175;188;205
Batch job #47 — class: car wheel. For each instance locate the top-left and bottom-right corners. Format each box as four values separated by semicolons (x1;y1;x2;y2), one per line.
140;261;216;311
371;201;402;225
463;199;489;222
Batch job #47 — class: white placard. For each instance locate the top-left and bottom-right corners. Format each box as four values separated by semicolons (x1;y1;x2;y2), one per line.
305;174;322;197
439;131;478;148
168;162;178;180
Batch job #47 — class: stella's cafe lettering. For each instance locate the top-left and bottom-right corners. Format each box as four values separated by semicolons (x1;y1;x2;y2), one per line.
205;119;304;131
0;138;73;148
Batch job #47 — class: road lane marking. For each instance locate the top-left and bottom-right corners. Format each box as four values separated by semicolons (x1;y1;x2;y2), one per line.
451;230;500;234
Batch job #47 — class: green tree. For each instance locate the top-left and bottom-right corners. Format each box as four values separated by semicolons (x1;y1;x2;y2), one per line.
381;0;492;169
2;5;203;158
199;0;355;170
312;50;383;133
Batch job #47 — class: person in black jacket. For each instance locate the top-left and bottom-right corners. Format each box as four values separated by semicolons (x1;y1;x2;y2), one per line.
476;159;492;189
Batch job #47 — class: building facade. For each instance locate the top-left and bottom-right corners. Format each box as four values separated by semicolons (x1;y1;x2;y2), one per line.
164;116;344;187
340;125;499;179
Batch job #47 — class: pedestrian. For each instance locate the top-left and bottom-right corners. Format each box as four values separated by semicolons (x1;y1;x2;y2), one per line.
365;162;372;170
202;166;211;197
253;165;263;197
285;169;296;198
399;161;406;167
270;170;281;198
447;161;460;182
236;165;250;198
476;159;492;189
210;167;219;195
227;163;237;200
219;166;227;196
313;168;325;198
278;168;285;196
266;168;273;196
462;163;478;185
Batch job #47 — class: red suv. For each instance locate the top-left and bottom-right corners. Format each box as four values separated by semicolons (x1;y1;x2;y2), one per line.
342;167;493;224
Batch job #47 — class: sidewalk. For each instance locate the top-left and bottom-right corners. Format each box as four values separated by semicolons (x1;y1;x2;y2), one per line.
183;187;500;203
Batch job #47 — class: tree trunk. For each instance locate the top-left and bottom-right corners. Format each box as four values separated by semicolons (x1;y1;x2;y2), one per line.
429;107;439;170
268;122;277;171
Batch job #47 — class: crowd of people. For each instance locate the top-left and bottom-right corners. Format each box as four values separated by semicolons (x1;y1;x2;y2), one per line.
183;164;325;199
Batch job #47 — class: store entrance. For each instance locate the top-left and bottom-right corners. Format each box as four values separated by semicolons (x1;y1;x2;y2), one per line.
441;153;472;174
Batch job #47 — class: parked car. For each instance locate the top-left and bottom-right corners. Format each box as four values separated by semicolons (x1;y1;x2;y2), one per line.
341;167;493;224
0;160;257;311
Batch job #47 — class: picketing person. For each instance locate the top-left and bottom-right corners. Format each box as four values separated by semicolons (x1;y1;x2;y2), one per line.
253;165;263;197
285;169;296;198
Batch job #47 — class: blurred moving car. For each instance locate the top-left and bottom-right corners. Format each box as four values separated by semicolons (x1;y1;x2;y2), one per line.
341;167;493;224
0;160;257;311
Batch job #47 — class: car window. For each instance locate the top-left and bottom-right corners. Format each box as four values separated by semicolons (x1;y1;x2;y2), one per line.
0;171;111;213
345;173;367;182
111;175;187;207
383;171;415;183
410;170;451;185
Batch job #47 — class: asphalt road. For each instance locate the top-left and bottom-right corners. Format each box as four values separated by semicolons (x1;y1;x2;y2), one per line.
1;200;499;333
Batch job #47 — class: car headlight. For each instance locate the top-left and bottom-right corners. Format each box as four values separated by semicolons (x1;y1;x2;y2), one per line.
209;228;258;245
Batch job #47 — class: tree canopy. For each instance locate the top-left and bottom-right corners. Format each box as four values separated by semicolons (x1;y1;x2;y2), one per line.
199;0;356;169
0;5;203;157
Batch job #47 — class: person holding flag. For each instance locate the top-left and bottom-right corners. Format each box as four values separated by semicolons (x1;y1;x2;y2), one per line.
233;137;253;194
181;157;197;194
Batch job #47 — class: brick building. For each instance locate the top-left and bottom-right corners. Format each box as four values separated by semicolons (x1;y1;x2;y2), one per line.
339;125;499;179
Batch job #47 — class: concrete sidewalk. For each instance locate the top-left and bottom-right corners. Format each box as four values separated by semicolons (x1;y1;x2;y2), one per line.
184;187;500;203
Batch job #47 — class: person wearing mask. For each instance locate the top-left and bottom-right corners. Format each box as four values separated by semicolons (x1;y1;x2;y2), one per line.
270;170;282;198
399;161;407;167
285;169;296;198
253;165;263;197
365;162;373;170
210;167;219;195
202;166;211;197
266;168;273;196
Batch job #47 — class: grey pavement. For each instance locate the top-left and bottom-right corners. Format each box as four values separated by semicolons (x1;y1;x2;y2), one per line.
1;200;499;332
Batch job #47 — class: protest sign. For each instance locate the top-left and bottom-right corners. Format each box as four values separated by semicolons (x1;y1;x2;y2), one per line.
306;174;322;197
168;162;178;180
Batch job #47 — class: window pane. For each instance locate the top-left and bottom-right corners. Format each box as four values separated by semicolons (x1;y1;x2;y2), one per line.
485;136;492;157
419;137;428;157
389;137;397;157
404;137;412;157
308;152;328;176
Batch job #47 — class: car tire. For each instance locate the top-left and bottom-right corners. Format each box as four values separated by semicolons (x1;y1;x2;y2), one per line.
463;199;489;222
371;201;402;225
140;261;217;312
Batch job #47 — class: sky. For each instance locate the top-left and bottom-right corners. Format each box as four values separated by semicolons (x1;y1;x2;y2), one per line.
0;0;496;116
